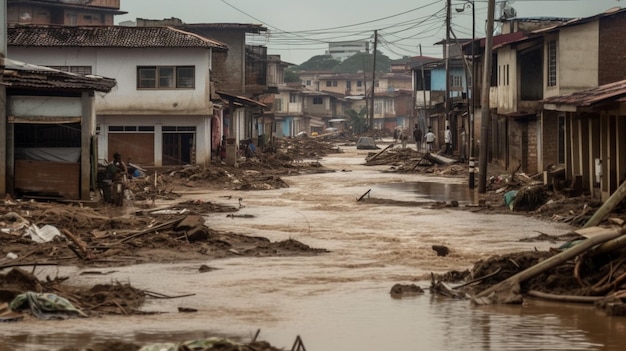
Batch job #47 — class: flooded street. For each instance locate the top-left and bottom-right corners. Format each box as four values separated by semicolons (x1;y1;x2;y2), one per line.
2;146;626;350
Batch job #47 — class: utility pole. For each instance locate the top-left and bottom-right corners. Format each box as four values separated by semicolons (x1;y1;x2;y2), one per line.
419;44;428;131
444;0;451;127
478;0;496;193
369;30;378;131
0;0;7;197
469;0;476;189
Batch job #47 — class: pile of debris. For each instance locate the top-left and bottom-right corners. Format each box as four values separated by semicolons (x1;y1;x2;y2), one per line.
362;145;465;176
130;137;342;194
0;200;329;267
419;219;626;315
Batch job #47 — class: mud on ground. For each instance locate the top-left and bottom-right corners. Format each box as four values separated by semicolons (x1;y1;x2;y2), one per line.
3;133;626;335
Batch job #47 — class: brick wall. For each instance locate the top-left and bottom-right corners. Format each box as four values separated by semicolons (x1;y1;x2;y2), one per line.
599;12;626;85
542;111;561;169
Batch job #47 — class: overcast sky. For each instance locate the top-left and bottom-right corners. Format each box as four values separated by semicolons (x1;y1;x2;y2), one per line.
115;0;623;64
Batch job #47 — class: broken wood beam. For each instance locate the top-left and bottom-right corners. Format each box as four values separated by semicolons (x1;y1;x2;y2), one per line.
366;144;394;163
62;229;95;260
423;152;455;166
584;179;626;228
473;226;626;302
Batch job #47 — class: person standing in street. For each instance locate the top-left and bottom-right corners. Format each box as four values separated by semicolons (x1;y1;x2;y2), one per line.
444;125;453;155
424;127;436;152
413;124;423;152
400;130;407;149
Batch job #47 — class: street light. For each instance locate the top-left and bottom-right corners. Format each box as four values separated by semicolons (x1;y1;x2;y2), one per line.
455;0;475;189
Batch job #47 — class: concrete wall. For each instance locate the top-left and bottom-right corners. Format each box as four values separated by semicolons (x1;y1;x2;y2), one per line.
558;21;599;95
495;48;517;114
8;47;213;115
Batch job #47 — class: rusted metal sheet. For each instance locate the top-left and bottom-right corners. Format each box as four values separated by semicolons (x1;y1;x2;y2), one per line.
14;160;80;199
4;58;116;92
543;79;626;108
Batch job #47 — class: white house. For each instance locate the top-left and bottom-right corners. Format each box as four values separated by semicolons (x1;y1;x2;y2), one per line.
8;25;227;167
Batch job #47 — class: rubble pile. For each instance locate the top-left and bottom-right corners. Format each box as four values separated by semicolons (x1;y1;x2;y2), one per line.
126;137;342;193
0;200;329;267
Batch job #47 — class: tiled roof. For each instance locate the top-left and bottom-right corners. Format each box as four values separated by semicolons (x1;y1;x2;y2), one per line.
7;25;228;50
3;58;116;92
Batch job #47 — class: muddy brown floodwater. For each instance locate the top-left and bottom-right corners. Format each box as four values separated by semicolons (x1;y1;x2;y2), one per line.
2;145;626;351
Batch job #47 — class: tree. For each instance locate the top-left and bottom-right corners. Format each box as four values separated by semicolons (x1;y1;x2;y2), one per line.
296;55;341;71
334;51;392;74
346;107;368;134
284;69;300;83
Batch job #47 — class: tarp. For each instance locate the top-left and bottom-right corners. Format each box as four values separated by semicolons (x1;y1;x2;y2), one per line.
15;147;81;163
10;292;87;320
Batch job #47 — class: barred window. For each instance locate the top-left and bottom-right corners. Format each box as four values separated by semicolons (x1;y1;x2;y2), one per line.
547;40;557;87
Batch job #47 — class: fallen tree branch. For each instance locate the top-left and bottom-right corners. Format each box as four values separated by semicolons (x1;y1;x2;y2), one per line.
453;267;502;290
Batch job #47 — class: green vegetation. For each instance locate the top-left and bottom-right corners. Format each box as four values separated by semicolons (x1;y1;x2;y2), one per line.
296;51;391;73
346;107;368;133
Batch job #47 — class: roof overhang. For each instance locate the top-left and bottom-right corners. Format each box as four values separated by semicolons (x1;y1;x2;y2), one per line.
217;91;266;108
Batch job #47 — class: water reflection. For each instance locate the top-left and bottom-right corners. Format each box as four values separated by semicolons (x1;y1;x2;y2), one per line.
2;281;622;351
374;181;476;204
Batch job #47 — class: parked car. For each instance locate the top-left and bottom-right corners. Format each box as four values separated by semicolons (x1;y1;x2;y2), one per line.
356;136;379;150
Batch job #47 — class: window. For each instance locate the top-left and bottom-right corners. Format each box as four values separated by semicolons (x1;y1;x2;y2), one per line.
451;75;463;88
547;40;557;87
289;94;297;103
313;97;323;105
490;55;498;87
48;66;92;75
357;80;362;87
137;66;195;89
326;81;332;87
332;80;338;87
108;126;155;132
67;13;77;25
275;98;283;111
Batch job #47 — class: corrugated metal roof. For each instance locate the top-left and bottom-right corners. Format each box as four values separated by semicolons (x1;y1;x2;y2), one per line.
7;25;228;50
542;79;626;107
3;58;116;92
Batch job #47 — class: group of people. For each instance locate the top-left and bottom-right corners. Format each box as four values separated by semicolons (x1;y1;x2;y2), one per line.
410;124;454;156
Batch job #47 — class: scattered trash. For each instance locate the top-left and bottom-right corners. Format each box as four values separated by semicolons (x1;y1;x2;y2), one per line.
24;224;64;243
10;292;87;320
